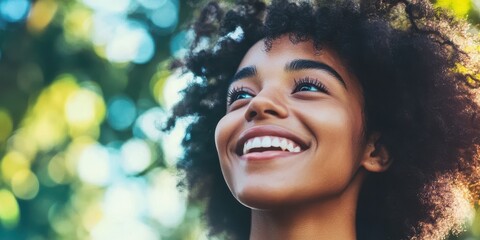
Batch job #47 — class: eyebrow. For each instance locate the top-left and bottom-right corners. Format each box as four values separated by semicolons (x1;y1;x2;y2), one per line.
232;66;257;82
285;59;347;88
231;59;347;88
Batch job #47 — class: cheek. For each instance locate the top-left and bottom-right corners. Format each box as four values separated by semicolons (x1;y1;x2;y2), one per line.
214;113;240;191
300;102;364;171
214;113;238;153
300;102;359;140
317;99;363;140
214;117;226;154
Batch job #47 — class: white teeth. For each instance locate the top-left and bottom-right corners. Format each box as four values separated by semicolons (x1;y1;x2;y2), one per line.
252;138;261;148
261;137;271;147
242;136;302;155
293;146;301;153
280;138;288;151
272;137;280;147
287;142;294;152
243;141;249;155
246;140;252;150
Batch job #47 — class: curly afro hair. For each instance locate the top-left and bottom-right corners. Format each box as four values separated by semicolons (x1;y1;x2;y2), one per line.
165;0;480;239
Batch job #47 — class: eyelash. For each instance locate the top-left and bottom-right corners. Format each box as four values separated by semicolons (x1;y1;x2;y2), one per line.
227;86;251;106
226;77;329;105
292;77;329;94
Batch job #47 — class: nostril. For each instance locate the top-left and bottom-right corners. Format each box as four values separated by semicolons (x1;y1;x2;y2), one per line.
264;109;278;116
248;111;257;119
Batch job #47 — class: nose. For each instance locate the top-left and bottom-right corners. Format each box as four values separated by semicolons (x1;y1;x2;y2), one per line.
244;89;288;121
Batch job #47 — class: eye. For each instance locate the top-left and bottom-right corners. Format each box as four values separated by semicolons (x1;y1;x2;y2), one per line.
227;86;254;105
292;77;329;94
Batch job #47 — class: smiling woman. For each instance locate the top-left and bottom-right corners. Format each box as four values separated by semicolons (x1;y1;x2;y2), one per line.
215;37;379;239
164;0;480;239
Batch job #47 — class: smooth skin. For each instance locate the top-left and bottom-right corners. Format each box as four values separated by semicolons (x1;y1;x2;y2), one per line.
214;35;390;240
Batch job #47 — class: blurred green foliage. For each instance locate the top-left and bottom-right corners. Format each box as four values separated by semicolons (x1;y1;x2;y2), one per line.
0;0;204;239
0;0;478;240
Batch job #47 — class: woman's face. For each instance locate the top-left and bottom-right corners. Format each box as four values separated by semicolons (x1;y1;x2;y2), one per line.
214;35;373;209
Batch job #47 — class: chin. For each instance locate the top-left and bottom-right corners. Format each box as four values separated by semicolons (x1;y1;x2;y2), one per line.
233;184;303;210
235;192;284;210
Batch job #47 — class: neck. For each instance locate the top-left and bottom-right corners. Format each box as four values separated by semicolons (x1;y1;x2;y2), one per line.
249;171;364;240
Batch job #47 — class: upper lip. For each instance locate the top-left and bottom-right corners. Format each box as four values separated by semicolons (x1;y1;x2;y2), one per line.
235;125;310;156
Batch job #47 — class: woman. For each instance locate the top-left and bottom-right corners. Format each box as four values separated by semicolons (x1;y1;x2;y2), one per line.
165;0;480;239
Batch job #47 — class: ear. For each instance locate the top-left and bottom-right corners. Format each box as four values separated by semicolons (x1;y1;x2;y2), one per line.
361;132;391;173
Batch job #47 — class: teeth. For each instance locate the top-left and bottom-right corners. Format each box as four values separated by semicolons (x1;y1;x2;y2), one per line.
287;142;294;152
293;146;301;153
246;140;252;150
261;137;271;147
242;136;302;155
280;138;288;151
272;137;280;147
252;138;261;148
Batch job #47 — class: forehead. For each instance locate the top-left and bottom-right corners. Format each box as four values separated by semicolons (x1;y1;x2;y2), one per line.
238;36;351;78
238;36;321;68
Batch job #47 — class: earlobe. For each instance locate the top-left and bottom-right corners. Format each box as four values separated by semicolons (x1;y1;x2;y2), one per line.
361;133;392;173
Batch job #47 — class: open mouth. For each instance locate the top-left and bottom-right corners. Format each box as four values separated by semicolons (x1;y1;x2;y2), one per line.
234;125;309;157
243;136;301;155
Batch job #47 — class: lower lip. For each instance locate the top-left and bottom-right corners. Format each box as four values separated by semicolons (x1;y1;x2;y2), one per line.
240;150;303;161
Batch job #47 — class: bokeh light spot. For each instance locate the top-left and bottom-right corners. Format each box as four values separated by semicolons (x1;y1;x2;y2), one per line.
102;181;145;218
11;169;40;200
8;129;38;160
0;0;30;23
436;0;471;18
65;90;96;123
161;117;195;167
474;0;480;12
63;5;93;41
162;69;191;110
150;0;177;30
120;139;152;174
65;136;96;178
90;13;123;46
473;207;480;236
29;110;67;151
65;88;106;134
138;0;167;9
27;0;58;33
0;109;13;143
1;151;30;183
82;0;132;13
133;107;165;141
147;170;186;228
150;68;170;106
0;189;20;229
107;95;136;131
133;31;155;64
40;74;79;110
169;30;190;58
104;21;155;64
92;218;160;240
48;154;68;184
77;144;112;186
81;202;103;232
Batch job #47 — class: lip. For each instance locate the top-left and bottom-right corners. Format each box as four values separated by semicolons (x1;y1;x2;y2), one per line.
235;125;310;157
241;150;302;161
